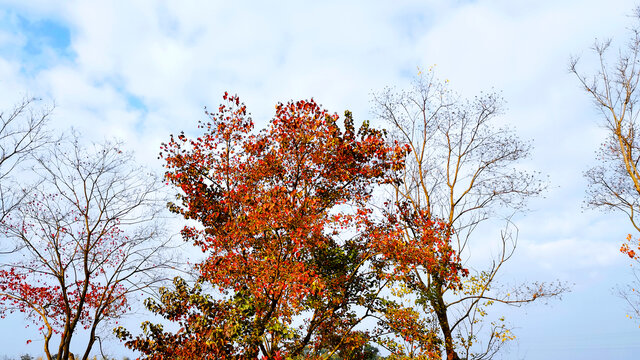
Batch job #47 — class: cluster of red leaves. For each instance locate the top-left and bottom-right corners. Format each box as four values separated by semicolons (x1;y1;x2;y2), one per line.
622;234;640;260
374;202;468;289
0;268;127;329
121;93;466;359
0;268;62;320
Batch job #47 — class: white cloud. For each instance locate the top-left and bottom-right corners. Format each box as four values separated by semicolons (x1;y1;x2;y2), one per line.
522;237;621;270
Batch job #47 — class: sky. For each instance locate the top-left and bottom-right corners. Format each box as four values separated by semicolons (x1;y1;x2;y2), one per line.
0;0;639;359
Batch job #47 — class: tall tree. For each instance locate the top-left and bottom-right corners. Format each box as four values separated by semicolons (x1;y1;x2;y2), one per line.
0;136;175;360
117;93;415;359
570;6;640;325
372;69;565;360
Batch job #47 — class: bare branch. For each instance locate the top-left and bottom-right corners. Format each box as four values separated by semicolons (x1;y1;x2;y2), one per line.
0;97;54;229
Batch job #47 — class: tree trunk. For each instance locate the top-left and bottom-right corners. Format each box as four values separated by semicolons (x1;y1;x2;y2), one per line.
81;324;98;360
431;281;461;360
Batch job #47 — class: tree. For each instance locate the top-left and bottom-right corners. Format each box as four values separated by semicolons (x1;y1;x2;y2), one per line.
372;69;566;360
0;97;52;252
570;6;640;326
0;136;175;360
116;93;414;359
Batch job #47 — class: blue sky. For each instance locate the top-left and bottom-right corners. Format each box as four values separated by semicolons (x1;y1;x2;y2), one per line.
0;0;639;359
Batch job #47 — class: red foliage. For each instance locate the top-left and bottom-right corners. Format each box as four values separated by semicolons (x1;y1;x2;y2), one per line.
374;202;467;287
622;234;640;260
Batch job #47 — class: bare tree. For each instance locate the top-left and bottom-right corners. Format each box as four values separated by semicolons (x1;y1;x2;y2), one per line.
0;97;52;249
0;135;177;360
372;69;566;360
570;6;640;326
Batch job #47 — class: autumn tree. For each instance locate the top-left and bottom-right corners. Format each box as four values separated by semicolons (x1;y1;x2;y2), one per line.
0;97;52;248
0;136;176;360
116;93;421;359
570;6;640;325
372;69;566;360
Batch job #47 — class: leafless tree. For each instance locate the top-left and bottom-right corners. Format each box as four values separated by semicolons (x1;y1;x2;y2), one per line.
570;6;640;327
0;135;178;360
372;69;566;360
